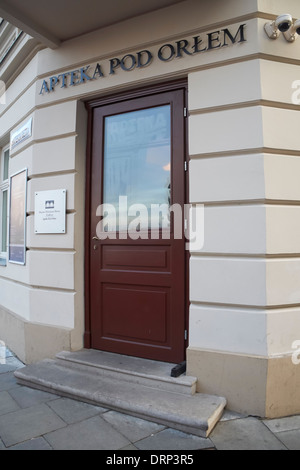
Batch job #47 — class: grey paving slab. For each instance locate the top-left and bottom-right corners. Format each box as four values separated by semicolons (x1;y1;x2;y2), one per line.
220;409;246;421
102;410;166;442
47;397;108;424
0;372;21;391
0;403;66;447
275;429;300;450
8;437;53;450
121;443;139;450
209;417;287;450
135;428;214;450
0;390;20;416
0;358;24;374
263;415;300;433
8;385;59;408
44;415;131;450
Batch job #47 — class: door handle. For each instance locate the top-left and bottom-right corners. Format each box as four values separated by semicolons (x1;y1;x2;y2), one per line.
92;236;100;241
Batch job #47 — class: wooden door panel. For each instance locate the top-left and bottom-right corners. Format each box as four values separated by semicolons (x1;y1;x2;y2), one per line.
102;245;170;271
102;284;169;344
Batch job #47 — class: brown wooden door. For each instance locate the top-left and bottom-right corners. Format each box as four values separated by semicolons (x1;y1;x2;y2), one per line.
87;85;187;363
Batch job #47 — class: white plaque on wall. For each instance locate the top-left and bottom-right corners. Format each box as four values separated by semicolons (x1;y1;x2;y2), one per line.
10;117;33;151
34;189;66;234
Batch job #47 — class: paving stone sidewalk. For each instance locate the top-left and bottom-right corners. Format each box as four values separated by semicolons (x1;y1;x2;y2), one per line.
0;349;300;450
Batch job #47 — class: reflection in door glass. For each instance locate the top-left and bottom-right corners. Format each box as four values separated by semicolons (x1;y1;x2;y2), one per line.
103;105;171;231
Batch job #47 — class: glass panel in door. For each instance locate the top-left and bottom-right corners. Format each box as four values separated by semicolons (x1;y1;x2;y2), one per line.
103;105;171;231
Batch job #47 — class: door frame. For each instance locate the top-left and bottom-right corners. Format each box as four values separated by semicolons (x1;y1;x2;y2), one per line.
84;79;189;360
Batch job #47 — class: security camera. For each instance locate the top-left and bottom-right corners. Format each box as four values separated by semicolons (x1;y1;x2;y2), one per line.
276;14;293;32
264;14;293;39
283;18;300;42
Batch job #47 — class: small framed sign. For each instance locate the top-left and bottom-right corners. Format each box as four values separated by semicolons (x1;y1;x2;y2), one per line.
34;189;66;234
8;169;27;265
10;117;33;151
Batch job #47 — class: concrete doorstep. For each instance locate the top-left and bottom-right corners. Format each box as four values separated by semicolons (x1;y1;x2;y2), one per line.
14;349;227;438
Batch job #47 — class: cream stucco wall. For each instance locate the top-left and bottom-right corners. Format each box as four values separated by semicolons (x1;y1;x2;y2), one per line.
1;0;300;417
186;1;300;417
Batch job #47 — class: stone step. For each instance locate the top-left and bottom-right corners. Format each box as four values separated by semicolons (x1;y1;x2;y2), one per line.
55;349;197;396
14;354;227;437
